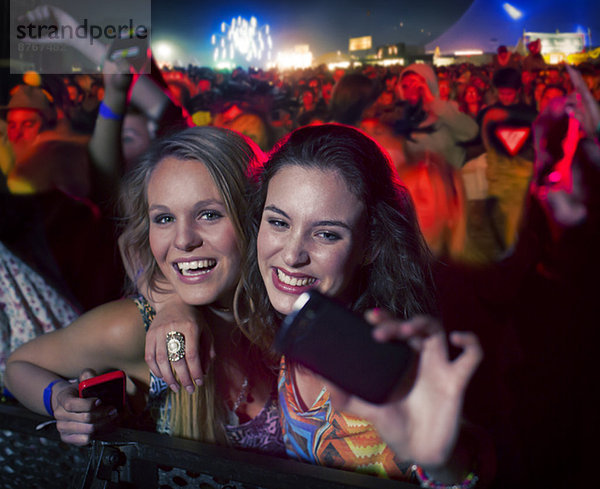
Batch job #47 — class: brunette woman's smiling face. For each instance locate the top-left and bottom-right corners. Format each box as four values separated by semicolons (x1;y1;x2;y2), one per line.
257;165;367;315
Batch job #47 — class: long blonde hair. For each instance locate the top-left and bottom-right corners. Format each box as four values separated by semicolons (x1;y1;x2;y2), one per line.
119;126;260;442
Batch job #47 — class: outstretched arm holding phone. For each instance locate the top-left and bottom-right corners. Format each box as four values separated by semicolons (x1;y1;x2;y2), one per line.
4;299;149;446
324;310;486;486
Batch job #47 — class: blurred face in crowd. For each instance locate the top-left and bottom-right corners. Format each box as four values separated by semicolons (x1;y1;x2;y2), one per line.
6;109;44;161
377;90;394;106
197;79;211;93
539;87;566;113
545;69;560;85
521;70;534;88
333;68;345;83
122;113;152;170
473;76;487;93
66;84;83;104
438;79;451;101
321;81;333;105
464;85;481;105
497;87;519;106
385;75;398;92
148;157;241;307
301;89;315;110
400;72;427;105
257;165;367;315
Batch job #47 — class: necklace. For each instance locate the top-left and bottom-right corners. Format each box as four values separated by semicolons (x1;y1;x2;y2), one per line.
207;304;234;321
232;377;249;413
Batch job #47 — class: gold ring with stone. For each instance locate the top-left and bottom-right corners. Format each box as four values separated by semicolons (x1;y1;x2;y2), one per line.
166;331;186;362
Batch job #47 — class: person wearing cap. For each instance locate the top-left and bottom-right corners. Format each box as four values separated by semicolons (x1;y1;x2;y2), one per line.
2;84;57;164
1;82;124;312
1;83;92;198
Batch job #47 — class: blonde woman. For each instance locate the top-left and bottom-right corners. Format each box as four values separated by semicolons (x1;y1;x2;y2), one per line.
5;126;283;454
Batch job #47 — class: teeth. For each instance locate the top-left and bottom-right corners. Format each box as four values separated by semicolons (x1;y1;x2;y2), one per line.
176;259;216;273
276;268;316;287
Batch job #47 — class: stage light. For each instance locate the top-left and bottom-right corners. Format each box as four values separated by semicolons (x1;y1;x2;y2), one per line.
154;42;177;66
211;15;273;68
503;3;523;20
155;42;172;59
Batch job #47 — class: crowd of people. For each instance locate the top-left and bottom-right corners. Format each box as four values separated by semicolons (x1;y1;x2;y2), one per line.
1;19;599;489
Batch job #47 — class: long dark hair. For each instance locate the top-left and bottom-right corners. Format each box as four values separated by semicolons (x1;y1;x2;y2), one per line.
237;123;437;349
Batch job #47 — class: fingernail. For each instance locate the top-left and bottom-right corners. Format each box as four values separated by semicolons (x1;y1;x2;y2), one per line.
194;378;203;387
169;384;179;393
186;385;195;394
94;399;102;407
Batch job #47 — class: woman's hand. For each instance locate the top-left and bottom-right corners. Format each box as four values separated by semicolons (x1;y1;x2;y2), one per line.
145;301;213;394
102;59;134;95
52;370;120;446
326;311;482;471
18;5;79;44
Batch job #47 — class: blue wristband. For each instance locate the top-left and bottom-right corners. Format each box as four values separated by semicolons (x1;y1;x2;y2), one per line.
43;379;62;417
99;101;124;121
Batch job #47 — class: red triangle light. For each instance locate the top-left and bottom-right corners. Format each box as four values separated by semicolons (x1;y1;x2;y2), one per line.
495;127;531;156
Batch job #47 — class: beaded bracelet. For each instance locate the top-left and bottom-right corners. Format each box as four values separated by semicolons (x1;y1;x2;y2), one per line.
43;379;62;417
412;465;478;489
99;101;124;121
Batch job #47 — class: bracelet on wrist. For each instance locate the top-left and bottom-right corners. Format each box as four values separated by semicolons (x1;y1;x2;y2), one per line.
99;101;124;121
43;379;63;417
412;465;478;489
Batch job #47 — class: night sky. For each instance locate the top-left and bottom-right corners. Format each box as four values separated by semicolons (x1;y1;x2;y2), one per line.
150;0;475;65
149;0;600;66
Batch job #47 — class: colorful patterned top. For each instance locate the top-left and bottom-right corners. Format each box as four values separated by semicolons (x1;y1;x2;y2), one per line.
278;356;415;480
133;296;285;456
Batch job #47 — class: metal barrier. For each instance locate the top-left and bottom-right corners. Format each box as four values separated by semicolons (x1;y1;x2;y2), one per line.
0;401;414;489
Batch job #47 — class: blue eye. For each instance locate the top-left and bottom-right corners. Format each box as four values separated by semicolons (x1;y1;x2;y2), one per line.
153;214;174;224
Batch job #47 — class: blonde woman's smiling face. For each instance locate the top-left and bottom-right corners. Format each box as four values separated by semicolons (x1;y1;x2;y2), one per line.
147;157;240;307
257;165;367;315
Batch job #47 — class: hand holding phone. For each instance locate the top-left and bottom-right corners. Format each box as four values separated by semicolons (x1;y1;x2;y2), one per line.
274;291;415;404
78;370;126;411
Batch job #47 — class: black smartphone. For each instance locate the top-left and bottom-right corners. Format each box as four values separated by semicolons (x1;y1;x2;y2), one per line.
79;370;126;411
274;290;415;404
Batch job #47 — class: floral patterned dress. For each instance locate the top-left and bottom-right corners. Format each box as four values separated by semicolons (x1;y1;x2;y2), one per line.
0;242;79;385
